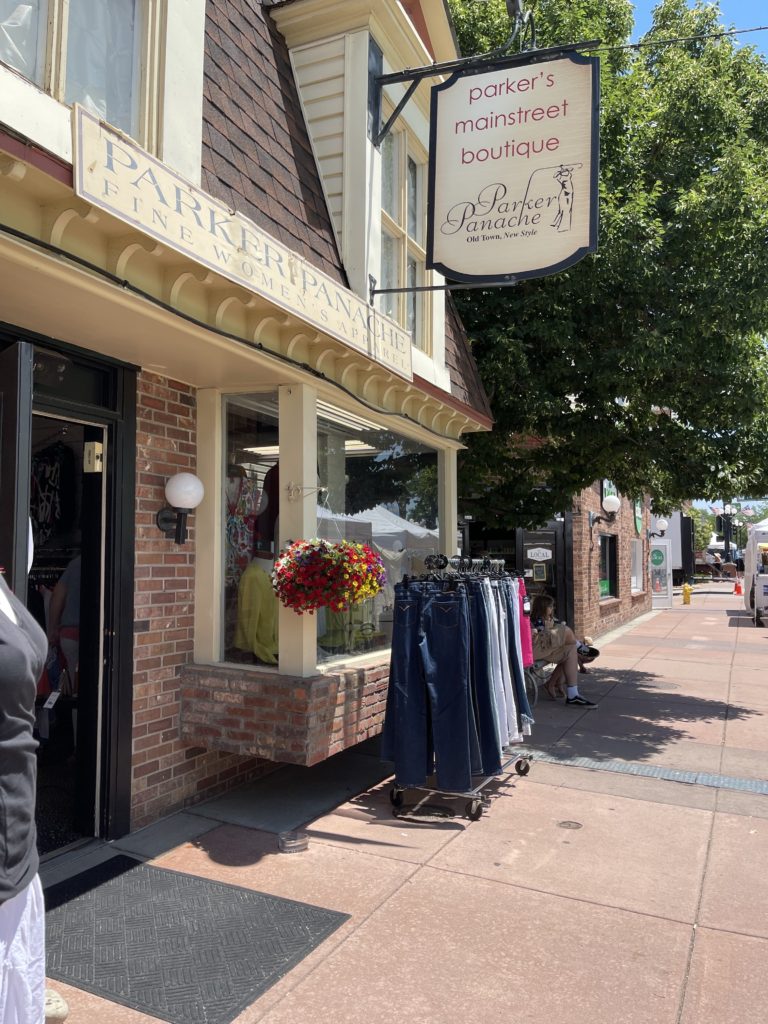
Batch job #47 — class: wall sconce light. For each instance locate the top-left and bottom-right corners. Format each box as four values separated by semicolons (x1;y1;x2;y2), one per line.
647;517;669;540
156;472;205;544
589;493;621;529
286;482;329;503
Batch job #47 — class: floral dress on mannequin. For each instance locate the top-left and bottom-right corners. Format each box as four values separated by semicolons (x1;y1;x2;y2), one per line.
224;472;261;652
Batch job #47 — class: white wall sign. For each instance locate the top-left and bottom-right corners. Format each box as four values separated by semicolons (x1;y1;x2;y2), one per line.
527;547;552;561
73;108;413;380
426;54;599;283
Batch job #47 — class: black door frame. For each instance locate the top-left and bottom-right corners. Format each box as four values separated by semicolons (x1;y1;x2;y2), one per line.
0;342;33;596
1;327;136;840
514;515;575;628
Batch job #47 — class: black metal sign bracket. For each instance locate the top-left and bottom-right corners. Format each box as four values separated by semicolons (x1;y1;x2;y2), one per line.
369;275;516;305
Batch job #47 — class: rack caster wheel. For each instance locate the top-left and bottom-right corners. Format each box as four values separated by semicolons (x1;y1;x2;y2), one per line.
466;800;483;821
515;759;531;777
389;786;404;807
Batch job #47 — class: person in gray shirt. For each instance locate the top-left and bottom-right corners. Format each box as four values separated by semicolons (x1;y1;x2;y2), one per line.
0;571;48;1021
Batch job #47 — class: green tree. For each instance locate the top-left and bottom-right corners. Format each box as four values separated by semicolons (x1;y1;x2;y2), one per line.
687;506;714;552
447;0;768;527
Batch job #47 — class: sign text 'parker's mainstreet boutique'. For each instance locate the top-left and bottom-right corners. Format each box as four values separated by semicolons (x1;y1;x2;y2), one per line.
426;54;600;283
73;108;412;380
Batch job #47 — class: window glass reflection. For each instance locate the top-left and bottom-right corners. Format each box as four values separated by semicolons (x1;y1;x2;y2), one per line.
315;401;437;664
223;395;280;666
65;0;140;136
0;0;47;84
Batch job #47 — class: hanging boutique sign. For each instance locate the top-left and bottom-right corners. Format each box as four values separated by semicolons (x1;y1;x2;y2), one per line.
426;53;599;283
72;108;413;380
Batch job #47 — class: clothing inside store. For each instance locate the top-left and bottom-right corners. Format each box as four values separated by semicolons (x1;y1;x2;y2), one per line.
27;413;95;854
222;394;437;668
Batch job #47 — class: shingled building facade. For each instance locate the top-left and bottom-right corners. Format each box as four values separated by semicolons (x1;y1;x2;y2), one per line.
0;0;491;844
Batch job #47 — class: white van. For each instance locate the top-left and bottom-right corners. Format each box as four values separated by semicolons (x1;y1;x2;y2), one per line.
743;527;768;625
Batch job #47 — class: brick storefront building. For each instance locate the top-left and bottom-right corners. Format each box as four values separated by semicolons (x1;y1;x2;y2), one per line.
469;482;653;645
572;483;653;641
0;1;491;846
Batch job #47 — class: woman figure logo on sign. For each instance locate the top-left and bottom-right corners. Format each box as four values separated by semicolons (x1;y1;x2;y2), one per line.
551;163;581;233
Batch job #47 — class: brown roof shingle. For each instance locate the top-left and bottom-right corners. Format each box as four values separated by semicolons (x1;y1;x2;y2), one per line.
201;0;490;423
444;295;493;421
202;0;347;284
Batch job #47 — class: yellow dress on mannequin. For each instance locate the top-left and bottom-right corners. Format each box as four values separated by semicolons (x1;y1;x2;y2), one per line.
234;561;279;664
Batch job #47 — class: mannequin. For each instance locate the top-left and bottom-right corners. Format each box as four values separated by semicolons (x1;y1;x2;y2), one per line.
225;465;262;586
254;463;279;556
234;550;279;664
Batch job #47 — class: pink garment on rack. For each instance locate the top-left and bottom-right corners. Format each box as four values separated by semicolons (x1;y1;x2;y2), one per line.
518;578;534;668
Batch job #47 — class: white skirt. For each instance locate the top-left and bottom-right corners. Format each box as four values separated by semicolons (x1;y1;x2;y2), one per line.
0;874;45;1024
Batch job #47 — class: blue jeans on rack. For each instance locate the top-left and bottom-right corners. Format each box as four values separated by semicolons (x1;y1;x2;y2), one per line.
381;581;479;792
467;580;503;775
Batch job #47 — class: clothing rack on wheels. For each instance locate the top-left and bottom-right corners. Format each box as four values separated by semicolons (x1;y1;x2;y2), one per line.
381;554;536;822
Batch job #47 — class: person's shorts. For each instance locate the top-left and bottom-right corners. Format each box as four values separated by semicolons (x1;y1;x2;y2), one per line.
532;622;572;665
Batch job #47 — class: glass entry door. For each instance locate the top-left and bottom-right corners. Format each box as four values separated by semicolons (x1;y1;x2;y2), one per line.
650;539;674;609
29;413;106;853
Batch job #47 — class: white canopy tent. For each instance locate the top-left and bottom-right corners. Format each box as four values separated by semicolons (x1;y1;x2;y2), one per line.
316;504;438;551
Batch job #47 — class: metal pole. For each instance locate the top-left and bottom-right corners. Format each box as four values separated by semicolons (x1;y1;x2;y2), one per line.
723;504;732;564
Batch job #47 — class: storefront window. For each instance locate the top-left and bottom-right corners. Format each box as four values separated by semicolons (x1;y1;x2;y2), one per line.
0;0;48;85
630;538;644;592
65;0;141;136
599;535;618;598
222;394;280;666
315;402;437;664
1;0;141;136
378;118;428;350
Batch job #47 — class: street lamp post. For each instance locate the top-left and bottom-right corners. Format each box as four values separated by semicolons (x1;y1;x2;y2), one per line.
723;503;735;564
732;518;743;555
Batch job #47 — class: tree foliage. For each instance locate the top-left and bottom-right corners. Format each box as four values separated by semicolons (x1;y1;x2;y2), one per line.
448;0;768;527
686;506;714;552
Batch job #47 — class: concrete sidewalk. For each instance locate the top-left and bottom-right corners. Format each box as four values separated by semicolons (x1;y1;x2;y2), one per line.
46;582;768;1023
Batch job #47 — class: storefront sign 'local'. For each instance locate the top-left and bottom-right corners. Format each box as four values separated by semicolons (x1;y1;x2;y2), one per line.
427;54;599;283
527;547;552;561
73;108;412;380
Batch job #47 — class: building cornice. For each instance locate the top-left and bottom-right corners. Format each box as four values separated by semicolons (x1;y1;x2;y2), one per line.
0;129;488;440
272;0;457;72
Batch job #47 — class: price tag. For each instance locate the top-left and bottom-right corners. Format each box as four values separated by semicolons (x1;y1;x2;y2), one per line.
43;690;61;710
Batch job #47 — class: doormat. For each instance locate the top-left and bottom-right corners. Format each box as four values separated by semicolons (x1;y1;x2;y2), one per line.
45;857;349;1024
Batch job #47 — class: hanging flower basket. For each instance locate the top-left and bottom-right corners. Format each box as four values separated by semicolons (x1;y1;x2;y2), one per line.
272;539;387;615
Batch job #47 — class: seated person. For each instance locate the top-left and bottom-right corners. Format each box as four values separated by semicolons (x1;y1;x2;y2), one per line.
530;594;596;708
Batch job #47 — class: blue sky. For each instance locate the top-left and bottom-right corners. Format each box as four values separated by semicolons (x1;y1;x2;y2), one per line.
631;1;768;57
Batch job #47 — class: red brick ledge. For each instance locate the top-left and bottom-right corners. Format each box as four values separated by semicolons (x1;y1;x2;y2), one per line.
180;660;391;767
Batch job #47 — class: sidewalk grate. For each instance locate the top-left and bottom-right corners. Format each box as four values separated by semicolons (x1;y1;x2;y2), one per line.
506;747;768;795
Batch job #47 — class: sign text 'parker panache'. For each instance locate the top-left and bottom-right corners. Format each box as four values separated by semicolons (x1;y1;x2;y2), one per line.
73;108;412;380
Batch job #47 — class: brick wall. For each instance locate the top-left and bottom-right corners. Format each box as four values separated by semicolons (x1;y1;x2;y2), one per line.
180;661;390;766
132;371;272;828
572;485;652;641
